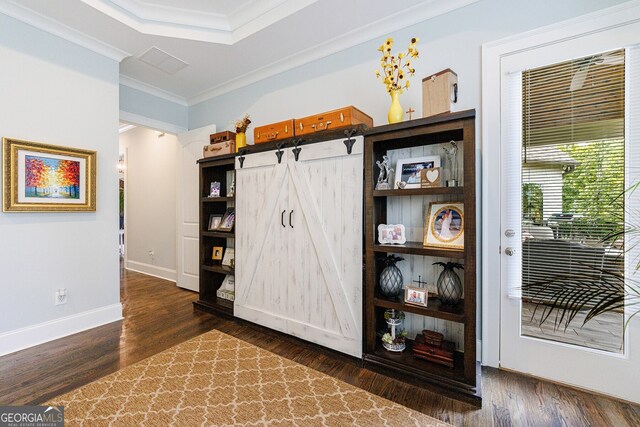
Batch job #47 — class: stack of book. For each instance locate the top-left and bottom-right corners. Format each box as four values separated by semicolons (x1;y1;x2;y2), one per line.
412;329;455;368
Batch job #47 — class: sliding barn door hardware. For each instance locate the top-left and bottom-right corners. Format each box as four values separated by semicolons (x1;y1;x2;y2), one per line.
343;129;357;155
275;143;285;163
237;149;247;168
292;138;303;161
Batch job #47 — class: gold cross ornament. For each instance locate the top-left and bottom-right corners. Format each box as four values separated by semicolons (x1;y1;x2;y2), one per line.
406;107;415;120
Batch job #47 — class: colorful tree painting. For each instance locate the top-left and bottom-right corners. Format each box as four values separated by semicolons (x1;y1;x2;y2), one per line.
24;155;80;199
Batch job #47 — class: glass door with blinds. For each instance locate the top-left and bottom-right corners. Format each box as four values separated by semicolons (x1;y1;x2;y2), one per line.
520;49;626;353
499;27;640;402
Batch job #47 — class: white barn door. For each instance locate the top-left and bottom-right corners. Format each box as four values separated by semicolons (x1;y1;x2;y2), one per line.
235;137;363;358
286;137;363;357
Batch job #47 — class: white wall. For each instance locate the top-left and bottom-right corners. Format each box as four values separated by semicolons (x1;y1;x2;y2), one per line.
0;13;121;354
119;127;178;281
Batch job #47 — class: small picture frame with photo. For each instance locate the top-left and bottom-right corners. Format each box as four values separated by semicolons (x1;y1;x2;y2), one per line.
221;248;234;268
404;286;428;307
211;246;224;261
208;214;223;231
377;224;406;245
209;181;221;197
217;208;235;232
394;156;441;189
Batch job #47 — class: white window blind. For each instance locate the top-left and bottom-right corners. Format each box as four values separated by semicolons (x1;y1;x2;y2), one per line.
520;49;626;308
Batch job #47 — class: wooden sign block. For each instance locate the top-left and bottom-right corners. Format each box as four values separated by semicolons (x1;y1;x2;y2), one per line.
422;69;458;118
420;167;441;188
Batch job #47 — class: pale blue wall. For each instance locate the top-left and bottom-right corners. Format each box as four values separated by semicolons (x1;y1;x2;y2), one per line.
120;85;188;130
0;12;121;342
189;0;627;137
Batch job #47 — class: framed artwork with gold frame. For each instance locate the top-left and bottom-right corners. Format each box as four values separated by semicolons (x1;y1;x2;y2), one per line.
3;138;97;212
423;202;464;250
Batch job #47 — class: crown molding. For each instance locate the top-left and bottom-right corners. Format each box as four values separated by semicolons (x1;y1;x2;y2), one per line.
79;0;317;45
120;110;188;134
120;75;189;106
187;0;479;105
0;1;130;62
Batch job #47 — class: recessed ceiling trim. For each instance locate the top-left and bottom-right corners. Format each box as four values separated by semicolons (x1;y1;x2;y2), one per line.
120;110;187;134
79;0;318;45
187;0;480;105
120;75;188;106
0;0;130;61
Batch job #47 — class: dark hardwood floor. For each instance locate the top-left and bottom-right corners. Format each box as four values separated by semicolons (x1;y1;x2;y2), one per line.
1;268;639;426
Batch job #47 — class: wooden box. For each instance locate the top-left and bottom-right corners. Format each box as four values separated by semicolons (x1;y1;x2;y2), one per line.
210;131;236;144
413;334;455;367
422;329;444;347
254;119;295;144
422;69;458;118
295;106;373;137
203;140;235;158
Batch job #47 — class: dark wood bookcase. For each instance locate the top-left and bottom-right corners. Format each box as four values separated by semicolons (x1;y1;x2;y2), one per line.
193;153;236;317
363;110;480;402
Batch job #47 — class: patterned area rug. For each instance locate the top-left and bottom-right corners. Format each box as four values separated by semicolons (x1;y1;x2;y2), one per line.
49;330;451;426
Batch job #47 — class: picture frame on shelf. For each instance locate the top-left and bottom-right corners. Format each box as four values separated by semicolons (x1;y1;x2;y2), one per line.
423;202;464;250
221;248;234;268
420;167;442;188
404;286;428;307
212;246;224;261
209;181;221;197
217;208;235;232
208;214;223;231
394;156;440;189
377;224;406;245
3;137;97;212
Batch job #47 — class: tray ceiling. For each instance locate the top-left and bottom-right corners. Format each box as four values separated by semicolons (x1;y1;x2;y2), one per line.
4;0;478;105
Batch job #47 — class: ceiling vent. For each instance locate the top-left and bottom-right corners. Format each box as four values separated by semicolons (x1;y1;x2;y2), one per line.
138;47;188;74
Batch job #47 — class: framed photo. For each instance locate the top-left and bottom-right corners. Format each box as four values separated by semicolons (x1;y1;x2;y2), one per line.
395;156;440;189
209;182;221;198
208;214;223;231
420;167;441;188
217;208;235;232
377;224;406;245
212;246;224;261
221;248;235;268
404;286;428;307
3;137;96;212
424;202;464;250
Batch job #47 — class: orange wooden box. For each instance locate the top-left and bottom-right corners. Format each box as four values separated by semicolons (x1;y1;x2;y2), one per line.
203;140;235;158
254;119;295;144
295;106;373;137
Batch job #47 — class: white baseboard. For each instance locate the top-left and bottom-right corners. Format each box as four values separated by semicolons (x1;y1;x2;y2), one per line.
126;260;177;282
0;303;123;357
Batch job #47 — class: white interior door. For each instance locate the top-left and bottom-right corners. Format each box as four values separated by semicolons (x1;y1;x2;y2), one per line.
286;137;363;357
234;150;289;332
176;125;216;291
499;29;640;403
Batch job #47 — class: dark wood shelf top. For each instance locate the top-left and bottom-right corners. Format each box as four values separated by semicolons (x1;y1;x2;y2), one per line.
193;298;233;317
202;264;234;275
365;109;475;136
201;231;235;239
374;296;465;323
373;241;464;259
201;196;234;202
197;154;236;166
373;187;463;197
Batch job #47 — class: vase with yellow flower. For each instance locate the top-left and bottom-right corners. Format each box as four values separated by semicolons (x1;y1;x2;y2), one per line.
234;114;251;152
375;37;419;124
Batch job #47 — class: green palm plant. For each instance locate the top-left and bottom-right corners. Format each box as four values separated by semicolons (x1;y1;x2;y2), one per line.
523;182;640;333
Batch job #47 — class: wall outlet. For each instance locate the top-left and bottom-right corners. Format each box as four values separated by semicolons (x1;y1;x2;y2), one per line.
55;289;67;305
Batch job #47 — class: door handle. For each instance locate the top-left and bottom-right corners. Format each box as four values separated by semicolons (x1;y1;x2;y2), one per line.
289;210;294;228
505;247;516;256
281;210;286;228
